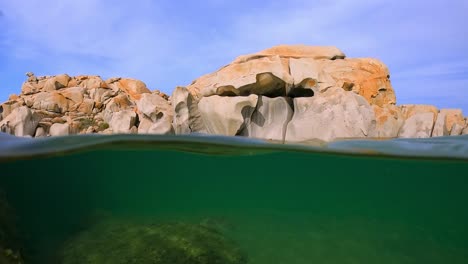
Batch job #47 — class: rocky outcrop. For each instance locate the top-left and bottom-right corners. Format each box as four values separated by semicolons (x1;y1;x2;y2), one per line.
1;73;171;137
186;45;395;108
1;45;466;142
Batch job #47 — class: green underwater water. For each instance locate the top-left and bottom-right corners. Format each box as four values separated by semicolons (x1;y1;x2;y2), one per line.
0;134;467;263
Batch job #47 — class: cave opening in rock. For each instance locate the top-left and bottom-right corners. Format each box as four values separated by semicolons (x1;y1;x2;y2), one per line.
288;88;314;98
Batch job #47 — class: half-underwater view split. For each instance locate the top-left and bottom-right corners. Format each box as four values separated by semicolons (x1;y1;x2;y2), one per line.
0;1;467;264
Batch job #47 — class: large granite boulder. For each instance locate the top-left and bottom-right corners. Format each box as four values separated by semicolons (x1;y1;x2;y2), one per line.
0;106;40;137
108;110;137;134
241;96;293;142
136;93;173;134
432;109;465;137
187;45;396;108
398;105;438;138
285;87;376;142
198;95;258;136
171;86;206;134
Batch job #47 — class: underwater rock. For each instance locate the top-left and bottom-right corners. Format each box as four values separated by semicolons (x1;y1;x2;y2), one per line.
0;191;25;264
59;220;247;264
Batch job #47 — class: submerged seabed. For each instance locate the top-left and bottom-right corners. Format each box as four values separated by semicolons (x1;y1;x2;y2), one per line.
0;133;467;264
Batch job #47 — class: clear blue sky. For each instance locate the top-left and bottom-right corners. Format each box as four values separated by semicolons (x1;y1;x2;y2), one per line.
1;0;467;112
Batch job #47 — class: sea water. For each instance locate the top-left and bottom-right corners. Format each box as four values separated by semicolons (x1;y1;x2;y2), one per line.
0;133;467;263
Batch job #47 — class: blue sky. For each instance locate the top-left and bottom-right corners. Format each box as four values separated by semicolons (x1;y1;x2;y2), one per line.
1;0;467;112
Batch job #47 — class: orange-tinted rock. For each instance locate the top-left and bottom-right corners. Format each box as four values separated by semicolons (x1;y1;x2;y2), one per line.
398;105;439;138
233;45;345;63
316;58;396;106
21;79;46;95
109;78;151;100
77;99;95;114
187;56;291;98
399;104;439;120
43;74;71;91
187;45;395;107
74;75;108;89
443;109;465;132
32;92;70;113
373;105;404;138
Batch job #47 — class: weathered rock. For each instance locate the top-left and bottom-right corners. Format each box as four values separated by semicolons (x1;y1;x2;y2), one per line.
0;106;40;137
462;122;468;135
109;78;151;100
187;46;395;107
59;87;85;104
372;105;404;138
43;74;71;91
233;45;345;63
77;99;95;114
32;92;69;113
445;110;465;131
0;101;22;120
34;126;47;137
49;123;70;136
198;95;258;136
316;58;396;107
21;79;47;95
450;123;464;136
108;110;137;134
188;56;291;98
171;86;206;134
433;109;465;137
285;87;376;142
432;112;450;137
104;94;133;114
135;94;173;134
89;88;114;103
400;104;439;120
137;115;173;135
72;75;108;89
241;96;293;141
398;112;436;138
288;58;319;96
136;93;172;122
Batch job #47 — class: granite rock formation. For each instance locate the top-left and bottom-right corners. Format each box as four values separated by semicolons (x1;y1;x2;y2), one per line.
1;45;466;142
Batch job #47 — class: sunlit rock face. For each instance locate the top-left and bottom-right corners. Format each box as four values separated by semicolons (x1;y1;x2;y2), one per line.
1;45;465;142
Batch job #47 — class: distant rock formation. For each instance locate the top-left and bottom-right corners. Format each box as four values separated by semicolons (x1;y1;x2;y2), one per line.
0;74;172;137
1;45;467;142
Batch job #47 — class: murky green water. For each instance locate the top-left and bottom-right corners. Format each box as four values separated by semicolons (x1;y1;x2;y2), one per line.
0;134;467;263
